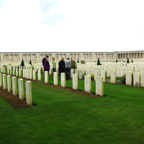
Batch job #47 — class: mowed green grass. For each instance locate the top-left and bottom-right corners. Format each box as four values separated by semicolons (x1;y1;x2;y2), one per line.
0;71;144;143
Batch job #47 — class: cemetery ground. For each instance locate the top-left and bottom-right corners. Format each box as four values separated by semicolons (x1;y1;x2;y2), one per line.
1;73;144;143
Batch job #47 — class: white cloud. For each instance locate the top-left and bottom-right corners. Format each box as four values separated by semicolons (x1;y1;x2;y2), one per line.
0;0;144;52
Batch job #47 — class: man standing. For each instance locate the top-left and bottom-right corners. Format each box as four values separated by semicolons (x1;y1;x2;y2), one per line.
65;58;71;80
44;57;50;75
42;55;49;69
52;57;56;72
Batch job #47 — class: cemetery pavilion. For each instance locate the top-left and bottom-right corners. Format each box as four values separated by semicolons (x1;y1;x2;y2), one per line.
0;50;144;63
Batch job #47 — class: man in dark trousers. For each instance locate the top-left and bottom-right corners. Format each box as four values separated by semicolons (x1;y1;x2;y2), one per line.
42;55;49;69
65;58;71;80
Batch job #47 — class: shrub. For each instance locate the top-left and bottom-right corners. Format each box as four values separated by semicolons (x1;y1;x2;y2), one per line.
77;59;79;63
116;59;118;63
120;74;126;84
21;59;25;69
29;60;32;65
97;58;101;65
127;58;129;63
131;59;133;63
71;60;77;69
81;60;85;64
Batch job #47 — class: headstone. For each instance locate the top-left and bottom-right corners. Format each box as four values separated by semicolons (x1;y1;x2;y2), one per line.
61;73;66;87
84;75;91;93
16;68;18;77
96;76;103;96
33;70;36;80
54;72;58;85
101;70;106;82
27;69;30;79
141;73;144;87
78;70;83;79
126;72;132;86
71;69;74;78
19;68;21;77
12;77;17;96
45;71;48;83
107;68;111;77
94;70;98;81
38;70;41;81
0;73;2;87
26;81;32;105
3;74;6;89
7;75;11;92
133;72;140;87
3;67;5;73
18;78;24;100
29;70;32;79
13;67;15;75
72;74;78;90
111;71;116;83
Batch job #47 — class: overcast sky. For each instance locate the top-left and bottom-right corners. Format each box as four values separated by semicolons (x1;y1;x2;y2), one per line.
0;0;144;52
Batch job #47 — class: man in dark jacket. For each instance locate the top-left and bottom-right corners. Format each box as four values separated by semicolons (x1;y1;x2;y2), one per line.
44;57;50;75
58;58;65;76
42;55;49;69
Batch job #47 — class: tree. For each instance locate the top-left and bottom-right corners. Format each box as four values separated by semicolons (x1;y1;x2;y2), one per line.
29;60;32;65
131;59;133;63
116;59;118;63
127;58;129;63
97;58;101;65
21;59;25;68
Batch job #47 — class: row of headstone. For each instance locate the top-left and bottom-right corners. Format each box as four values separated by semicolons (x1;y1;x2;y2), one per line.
0;73;32;105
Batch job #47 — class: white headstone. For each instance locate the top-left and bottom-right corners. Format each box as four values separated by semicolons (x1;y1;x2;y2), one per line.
3;74;6;89
54;72;58;85
38;70;41;81
12;77;17;96
16;68;18;77
78;70;83;79
126;72;132;86
84;75;91;93
19;68;21;77
26;81;32;105
7;75;11;92
33;70;36;80
0;73;2;87
71;69;74;78
29;70;32;79
111;71;116;83
94;70;98;81
18;78;24;100
61;73;66;87
133;72;140;87
45;71;48;83
72;74;78;90
96;76;103;96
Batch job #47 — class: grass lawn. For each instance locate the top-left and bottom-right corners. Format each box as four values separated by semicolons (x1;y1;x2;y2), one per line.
0;70;144;143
